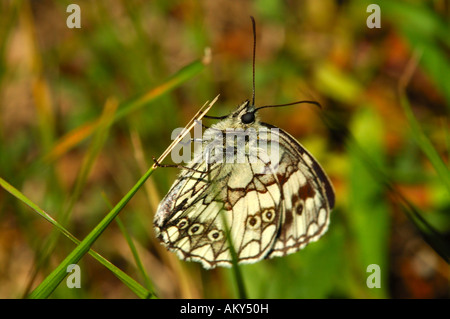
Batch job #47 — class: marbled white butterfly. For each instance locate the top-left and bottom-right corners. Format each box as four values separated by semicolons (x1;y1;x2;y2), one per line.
154;17;335;269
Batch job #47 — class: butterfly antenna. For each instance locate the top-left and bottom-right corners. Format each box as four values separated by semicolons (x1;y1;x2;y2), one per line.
205;16;258;120
251;16;256;107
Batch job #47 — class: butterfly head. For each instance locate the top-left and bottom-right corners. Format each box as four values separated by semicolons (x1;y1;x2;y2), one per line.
230;99;259;127
209;100;259;130
239;102;256;124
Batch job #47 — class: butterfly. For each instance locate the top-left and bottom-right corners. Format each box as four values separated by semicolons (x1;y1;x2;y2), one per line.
153;17;335;269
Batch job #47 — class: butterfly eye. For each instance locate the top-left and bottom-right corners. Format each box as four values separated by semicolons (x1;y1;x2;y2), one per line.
241;112;255;124
188;223;204;235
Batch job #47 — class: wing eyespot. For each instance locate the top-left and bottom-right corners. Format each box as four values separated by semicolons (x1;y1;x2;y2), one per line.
188;223;204;235
262;208;276;223
208;229;223;241
295;201;304;215
177;218;189;229
246;215;261;230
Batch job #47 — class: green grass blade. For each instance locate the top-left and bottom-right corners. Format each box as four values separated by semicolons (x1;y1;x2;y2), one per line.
113;59;206;121
101;193;154;292
220;210;247;299
64;98;118;222
23;97;119;296
0;177;154;299
43;59;206;163
115;216;154;293
399;195;450;263
445;120;450;169
348;107;390;298
27;164;156;299
325;107;450;269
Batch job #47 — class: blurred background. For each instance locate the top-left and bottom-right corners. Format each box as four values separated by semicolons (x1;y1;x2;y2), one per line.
0;0;448;298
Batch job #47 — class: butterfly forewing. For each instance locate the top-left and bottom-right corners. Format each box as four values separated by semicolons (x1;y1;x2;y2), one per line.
154;138;283;268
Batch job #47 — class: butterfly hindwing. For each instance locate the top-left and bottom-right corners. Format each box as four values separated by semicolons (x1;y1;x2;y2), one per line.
260;123;334;258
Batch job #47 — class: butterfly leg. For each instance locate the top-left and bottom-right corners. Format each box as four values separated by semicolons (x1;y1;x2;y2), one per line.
152;157;208;174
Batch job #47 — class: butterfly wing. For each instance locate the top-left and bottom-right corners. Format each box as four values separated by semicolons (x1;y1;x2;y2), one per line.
259;123;335;259
154;137;283;269
154;123;335;268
